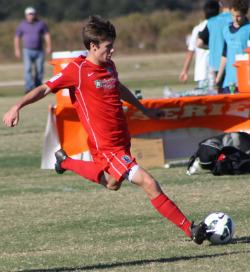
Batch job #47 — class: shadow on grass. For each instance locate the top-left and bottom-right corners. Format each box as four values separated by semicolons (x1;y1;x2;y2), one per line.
232;236;250;244
17;248;250;272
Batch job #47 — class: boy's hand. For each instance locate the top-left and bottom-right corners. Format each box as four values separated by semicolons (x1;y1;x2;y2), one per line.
143;108;165;119
3;106;19;127
215;75;220;85
179;71;188;82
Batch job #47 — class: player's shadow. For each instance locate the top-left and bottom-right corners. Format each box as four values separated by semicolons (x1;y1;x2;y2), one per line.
231;236;250;244
207;236;250;247
17;249;250;272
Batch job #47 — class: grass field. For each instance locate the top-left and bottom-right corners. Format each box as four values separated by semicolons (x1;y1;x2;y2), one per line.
0;54;250;272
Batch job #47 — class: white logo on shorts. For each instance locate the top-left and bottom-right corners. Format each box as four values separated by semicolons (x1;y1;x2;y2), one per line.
122;155;132;164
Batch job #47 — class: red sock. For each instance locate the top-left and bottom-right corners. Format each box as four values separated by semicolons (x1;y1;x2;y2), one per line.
151;193;191;237
61;158;103;183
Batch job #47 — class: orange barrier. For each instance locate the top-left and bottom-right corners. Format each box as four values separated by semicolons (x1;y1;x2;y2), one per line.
50;51;89;156
234;54;250;93
54;93;250;156
124;93;250;135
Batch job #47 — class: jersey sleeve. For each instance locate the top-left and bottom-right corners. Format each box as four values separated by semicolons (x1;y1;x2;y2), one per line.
188;26;199;51
45;61;79;93
41;21;49;34
15;23;23;37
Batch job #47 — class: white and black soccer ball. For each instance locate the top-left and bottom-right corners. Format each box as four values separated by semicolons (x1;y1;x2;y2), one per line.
204;212;235;245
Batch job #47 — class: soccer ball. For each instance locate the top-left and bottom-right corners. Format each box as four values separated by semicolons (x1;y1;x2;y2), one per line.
204;212;235;245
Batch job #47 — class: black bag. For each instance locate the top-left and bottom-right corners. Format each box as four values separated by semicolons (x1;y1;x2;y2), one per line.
212;146;250;175
187;132;250;175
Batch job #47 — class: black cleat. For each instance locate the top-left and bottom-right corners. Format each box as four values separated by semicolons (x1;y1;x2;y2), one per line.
55;149;68;174
191;221;208;245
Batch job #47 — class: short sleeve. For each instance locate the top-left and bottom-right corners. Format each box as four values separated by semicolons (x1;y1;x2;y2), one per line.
188;26;199;51
45;61;79;93
15;23;23;37
41;21;49;34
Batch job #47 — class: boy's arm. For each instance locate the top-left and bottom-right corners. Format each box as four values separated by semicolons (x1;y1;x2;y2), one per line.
3;84;52;127
197;38;208;49
179;50;194;82
118;82;164;119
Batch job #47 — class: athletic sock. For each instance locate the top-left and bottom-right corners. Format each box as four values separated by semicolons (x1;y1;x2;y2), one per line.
151;193;191;237
61;157;103;183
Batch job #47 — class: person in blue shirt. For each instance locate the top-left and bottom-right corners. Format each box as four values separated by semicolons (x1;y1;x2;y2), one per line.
216;0;250;93
197;0;232;92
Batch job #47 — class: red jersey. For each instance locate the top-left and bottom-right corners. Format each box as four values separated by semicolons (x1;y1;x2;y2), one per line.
46;56;131;154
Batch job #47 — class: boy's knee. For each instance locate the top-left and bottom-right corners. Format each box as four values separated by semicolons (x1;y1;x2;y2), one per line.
136;170;155;186
106;183;121;191
144;175;158;189
101;173;122;191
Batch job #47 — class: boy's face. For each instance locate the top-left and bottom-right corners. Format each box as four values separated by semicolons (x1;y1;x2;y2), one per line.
231;9;246;27
91;39;114;65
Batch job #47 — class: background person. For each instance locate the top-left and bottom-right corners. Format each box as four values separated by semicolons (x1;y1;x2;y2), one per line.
197;0;232;92
216;0;250;93
4;15;207;245
14;6;52;93
179;0;220;90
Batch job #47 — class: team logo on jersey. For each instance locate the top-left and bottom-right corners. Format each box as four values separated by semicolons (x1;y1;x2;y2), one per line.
95;78;117;89
95;80;102;88
122;155;132;164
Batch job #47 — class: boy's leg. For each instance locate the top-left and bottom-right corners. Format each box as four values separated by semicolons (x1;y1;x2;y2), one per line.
55;149;124;190
129;166;207;243
55;149;103;183
99;172;122;191
130;167;192;237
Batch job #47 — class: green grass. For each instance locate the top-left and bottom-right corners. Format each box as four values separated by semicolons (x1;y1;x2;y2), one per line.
0;55;250;272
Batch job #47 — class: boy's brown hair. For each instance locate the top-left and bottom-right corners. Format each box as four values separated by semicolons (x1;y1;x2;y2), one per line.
82;15;116;50
204;0;220;19
230;0;249;14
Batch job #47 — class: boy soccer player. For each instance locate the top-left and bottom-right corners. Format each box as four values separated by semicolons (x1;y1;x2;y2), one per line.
216;0;250;93
3;16;207;244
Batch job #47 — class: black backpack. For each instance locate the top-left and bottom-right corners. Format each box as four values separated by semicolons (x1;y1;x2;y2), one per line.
187;132;250;175
212;146;250;175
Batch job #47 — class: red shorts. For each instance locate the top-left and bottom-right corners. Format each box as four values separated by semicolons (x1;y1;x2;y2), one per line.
92;148;137;182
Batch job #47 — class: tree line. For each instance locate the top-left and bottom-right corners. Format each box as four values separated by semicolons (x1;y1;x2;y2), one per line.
0;9;201;62
0;0;206;21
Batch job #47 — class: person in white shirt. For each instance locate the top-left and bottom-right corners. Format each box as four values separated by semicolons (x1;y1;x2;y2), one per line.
179;0;220;89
